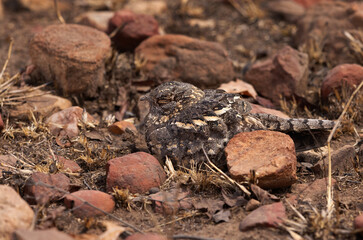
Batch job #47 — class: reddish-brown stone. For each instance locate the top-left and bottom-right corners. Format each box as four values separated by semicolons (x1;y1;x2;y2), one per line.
321;64;363;99
23;172;70;205
0;114;3;132
46;106;98;137
13;228;74;240
250;103;289;119
239;202;286;231
225;130;297;189
107;10;159;51
291;178;336;202
106;152;166;193
54;155;82;173
125;233;168;240
244;46;308;105
354;213;363;236
293;0;331;8
295;2;363;65
108;121;137;135
0;155;17;175
29;24;111;97
0;185;34;240
64;190;115;218
76;11;114;32
135;34;235;88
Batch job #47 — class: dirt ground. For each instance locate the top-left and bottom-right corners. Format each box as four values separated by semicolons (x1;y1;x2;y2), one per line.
0;0;362;240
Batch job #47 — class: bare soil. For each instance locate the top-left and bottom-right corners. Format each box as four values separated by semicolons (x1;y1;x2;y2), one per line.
0;1;362;240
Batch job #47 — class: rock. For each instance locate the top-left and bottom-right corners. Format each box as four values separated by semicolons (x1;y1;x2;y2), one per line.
125;233;168;240
135;34;235;88
239;202;286;231
0;185;34;240
293;0;331;8
149;189;192;215
54;155;82;173
225;130;297;189
75;11;114;32
108;121;137;135
106;152;166;193
0;155;17;175
107;10;159;51
124;0;167;16
354;213;363;236
0;114;3;131
267;0;305;22
46;106;98;138
312;145;356;176
291;178;336;202
9;91;72;119
245;199;261;211
29;24;111;97
64;190;115;218
218;79;257;99
250;103;290;119
244;46;308;105
321;64;363;99
15;0;70;12
295;2;363;65
23;172;70;205
12;228;74;240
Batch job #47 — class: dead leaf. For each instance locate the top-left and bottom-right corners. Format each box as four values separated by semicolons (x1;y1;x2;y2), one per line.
250;184;279;205
85;131;105;141
222;190;248;207
218;79;257;99
193;198;224;218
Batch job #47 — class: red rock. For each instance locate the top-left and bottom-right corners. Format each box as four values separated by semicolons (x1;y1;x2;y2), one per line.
135;34;234;88
46;106;98;138
239;202;286;231
295;2;363;65
293;0;330;8
75;11;114;32
225;130;297;189
64;190;115;218
29;24;111;97
245;199;261;211
218;79;257;99
354;213;363;236
312;145;356;176
108;121;137;135
149;189;191;215
8;91;72;119
54;155;82;173
23;172;70;205
0;114;3;132
250;103;289;119
107;10;159;51
267;0;305;22
124;0;167;16
12;228;74;240
244;46;308;105
321;64;363;99
0;155;17;175
125;233;168;240
291;178;336;202
0;185;34;240
106;152;166;193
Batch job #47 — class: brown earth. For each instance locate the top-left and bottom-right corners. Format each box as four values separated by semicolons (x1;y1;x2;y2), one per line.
0;0;362;240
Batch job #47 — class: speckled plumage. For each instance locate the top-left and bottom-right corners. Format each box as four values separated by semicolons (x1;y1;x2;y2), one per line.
141;81;336;167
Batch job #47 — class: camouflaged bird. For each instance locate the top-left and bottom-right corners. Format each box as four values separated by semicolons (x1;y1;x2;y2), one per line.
141;81;336;167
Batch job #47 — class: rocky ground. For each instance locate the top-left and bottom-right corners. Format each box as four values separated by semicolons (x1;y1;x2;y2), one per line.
0;0;362;239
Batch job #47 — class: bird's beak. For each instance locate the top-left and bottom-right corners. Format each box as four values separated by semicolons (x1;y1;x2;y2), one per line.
140;93;150;101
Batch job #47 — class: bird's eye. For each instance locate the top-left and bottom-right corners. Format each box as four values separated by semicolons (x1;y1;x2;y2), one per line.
157;98;171;105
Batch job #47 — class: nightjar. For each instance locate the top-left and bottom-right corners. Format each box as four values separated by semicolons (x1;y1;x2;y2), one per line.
141;81;336;167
